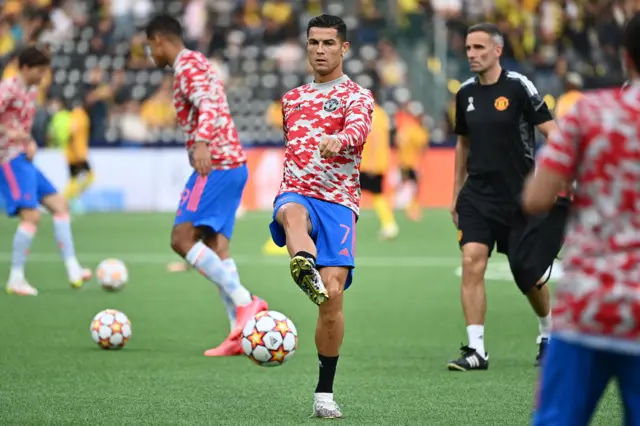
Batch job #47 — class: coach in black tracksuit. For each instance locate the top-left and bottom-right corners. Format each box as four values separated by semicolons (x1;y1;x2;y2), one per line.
446;23;571;372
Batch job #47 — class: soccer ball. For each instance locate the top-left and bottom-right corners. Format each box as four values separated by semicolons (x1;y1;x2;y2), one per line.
242;310;297;367
96;258;128;291
90;309;132;349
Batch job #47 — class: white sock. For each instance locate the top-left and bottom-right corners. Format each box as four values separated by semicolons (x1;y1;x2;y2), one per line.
314;392;334;403
538;313;552;338
185;241;252;306
9;266;24;283
65;257;82;282
467;325;486;359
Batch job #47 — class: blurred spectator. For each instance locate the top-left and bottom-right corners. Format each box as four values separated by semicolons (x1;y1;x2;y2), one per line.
0;19;16;56
84;67;121;142
39;0;75;47
110;0;135;42
430;0;462;20
273;37;305;73
357;0;385;45
140;75;176;130
128;33;151;69
117;100;149;144
183;0;207;50
554;73;584;119
376;40;407;89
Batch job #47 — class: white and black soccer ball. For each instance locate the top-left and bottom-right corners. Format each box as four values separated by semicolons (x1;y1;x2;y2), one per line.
242;310;297;367
96;258;128;291
90;309;132;350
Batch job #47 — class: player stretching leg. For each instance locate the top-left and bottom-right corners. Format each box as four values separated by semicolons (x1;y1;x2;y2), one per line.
268;15;374;418
0;47;91;295
526;14;640;423
448;23;567;371
145;16;268;356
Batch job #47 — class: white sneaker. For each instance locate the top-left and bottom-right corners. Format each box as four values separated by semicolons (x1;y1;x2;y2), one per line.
311;396;343;418
379;224;399;241
69;267;92;289
6;280;39;296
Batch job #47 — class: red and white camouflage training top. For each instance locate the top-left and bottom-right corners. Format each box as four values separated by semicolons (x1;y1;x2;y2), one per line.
537;83;640;353
278;75;374;214
173;49;246;169
0;77;38;164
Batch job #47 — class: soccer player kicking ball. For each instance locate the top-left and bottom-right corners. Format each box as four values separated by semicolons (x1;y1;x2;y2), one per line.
268;15;374;418
525;14;640;425
145;16;268;356
0;47;91;295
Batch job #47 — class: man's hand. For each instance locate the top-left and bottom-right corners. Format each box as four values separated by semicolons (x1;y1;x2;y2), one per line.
192;141;212;176
7;129;30;141
449;198;458;228
319;135;341;159
25;140;37;160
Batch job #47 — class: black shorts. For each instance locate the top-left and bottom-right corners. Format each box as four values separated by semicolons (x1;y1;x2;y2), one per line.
360;172;383;194
400;167;417;182
69;161;91;178
457;192;570;294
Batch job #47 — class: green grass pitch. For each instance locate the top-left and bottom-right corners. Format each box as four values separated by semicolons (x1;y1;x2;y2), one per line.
0;211;622;425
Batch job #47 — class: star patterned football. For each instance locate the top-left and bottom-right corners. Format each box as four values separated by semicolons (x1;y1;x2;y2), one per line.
242;310;297;367
90;309;132;350
96;258;128;291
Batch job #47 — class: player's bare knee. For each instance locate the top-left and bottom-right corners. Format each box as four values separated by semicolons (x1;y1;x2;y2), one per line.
279;204;310;233
42;193;69;215
170;225;197;256
461;251;488;282
19;208;40;226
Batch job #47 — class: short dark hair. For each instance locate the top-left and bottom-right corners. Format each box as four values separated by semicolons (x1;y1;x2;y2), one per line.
146;14;183;39
466;23;503;45
624;12;640;74
306;14;347;41
17;46;50;68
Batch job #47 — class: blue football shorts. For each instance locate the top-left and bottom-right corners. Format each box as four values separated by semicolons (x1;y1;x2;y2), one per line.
0;153;57;217
533;335;640;425
269;192;357;289
173;164;248;240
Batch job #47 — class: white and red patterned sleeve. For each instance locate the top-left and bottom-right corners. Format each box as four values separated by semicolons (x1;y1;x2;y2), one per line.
537;100;581;179
333;89;374;149
177;57;220;144
0;81;13;112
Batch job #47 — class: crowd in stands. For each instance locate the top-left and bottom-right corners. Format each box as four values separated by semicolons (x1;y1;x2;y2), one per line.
0;0;637;148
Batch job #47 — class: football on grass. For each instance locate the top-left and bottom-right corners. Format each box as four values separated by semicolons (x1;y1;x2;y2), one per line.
242;310;297;367
90;309;132;349
96;258;128;291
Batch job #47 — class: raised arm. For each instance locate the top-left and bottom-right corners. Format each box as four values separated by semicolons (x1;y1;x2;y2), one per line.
333;90;375;149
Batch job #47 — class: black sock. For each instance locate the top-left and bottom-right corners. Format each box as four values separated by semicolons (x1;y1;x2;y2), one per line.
295;251;316;266
315;353;339;393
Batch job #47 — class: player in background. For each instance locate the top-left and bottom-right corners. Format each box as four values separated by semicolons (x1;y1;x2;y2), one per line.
448;23;569;371
525;14;640;424
47;97;94;213
554;72;584;119
0;47;91;295
268;15;374;418
63;101;94;212
395;105;428;222
145;15;268;356
359;86;398;240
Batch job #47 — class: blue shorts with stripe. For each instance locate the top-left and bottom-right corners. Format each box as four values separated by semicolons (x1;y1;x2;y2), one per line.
173;164;248;240
0;154;57;217
269;192;357;289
